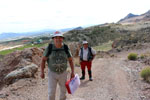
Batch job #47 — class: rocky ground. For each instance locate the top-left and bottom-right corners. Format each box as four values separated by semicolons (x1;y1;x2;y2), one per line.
0;46;150;100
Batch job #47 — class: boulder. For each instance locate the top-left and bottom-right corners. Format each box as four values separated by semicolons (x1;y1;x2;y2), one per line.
4;63;38;84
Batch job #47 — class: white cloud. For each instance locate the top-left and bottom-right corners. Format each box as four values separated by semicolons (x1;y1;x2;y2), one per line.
0;0;150;33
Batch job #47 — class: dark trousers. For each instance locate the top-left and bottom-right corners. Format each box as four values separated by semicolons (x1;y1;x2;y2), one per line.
80;61;92;78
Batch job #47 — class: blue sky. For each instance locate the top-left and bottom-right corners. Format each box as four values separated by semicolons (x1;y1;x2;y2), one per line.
0;0;150;33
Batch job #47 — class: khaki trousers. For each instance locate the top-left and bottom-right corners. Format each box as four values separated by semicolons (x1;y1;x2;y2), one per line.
48;69;67;100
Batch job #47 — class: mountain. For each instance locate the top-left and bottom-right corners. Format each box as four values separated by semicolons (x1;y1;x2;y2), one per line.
118;13;138;22
71;26;83;31
0;33;22;40
118;10;150;24
0;29;55;41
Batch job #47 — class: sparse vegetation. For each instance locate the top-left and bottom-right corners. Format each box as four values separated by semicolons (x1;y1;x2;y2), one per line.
140;66;150;82
0;43;47;55
128;53;138;60
140;54;145;59
93;41;113;51
64;25;121;46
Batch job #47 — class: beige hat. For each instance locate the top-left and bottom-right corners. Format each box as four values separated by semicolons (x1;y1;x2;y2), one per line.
52;31;64;38
82;41;88;44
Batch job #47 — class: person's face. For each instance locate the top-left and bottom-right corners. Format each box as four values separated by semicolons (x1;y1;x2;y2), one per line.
53;36;64;44
83;43;88;49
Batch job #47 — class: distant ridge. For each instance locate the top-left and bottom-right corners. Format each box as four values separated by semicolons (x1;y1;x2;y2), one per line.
0;27;76;42
118;10;150;24
71;26;83;31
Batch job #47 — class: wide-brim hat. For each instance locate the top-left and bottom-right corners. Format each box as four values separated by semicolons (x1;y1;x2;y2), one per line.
52;31;64;39
82;41;88;44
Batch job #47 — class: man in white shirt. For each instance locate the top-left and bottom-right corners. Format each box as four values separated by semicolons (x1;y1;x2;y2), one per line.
79;41;96;81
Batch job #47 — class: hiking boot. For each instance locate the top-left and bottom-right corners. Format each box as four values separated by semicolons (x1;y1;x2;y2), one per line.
89;78;93;81
80;70;85;80
80;76;85;80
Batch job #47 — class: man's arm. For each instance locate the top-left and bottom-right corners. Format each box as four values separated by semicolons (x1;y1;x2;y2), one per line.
68;57;75;78
91;48;96;61
40;56;48;79
78;49;81;63
92;55;96;61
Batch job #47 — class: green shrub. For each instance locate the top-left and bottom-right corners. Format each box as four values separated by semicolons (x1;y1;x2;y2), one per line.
140;54;145;59
128;53;138;60
140;67;150;82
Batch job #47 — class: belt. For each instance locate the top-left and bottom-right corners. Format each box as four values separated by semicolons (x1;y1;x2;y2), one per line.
82;60;88;62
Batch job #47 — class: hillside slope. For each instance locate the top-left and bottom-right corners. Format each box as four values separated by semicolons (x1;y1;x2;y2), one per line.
64;25;121;46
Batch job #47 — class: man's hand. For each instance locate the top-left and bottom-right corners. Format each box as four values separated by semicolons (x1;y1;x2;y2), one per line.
40;57;47;79
40;72;45;79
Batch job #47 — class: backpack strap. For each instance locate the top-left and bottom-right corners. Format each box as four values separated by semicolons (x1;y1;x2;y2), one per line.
46;43;53;57
46;43;69;57
64;44;69;56
88;47;93;61
88;47;93;56
80;47;83;61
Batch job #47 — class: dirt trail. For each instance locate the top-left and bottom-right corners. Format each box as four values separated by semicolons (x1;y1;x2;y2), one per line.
68;57;142;100
0;51;148;100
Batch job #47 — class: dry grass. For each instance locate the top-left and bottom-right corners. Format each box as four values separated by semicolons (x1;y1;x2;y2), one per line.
93;41;113;51
140;52;150;58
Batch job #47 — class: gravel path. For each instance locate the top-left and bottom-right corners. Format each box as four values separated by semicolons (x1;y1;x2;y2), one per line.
68;57;142;100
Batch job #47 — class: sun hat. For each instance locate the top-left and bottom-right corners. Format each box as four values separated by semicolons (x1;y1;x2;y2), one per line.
52;31;64;38
82;41;88;44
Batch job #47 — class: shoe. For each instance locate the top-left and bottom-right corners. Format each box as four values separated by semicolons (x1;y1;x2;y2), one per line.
80;76;85;80
89;78;93;81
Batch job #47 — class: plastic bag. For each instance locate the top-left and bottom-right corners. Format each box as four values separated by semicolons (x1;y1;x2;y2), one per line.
65;74;80;94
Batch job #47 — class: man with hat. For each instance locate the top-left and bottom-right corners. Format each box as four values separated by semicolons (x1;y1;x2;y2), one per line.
40;31;75;100
79;41;96;81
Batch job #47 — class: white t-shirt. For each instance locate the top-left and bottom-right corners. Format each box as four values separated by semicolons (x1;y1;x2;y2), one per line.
79;47;96;61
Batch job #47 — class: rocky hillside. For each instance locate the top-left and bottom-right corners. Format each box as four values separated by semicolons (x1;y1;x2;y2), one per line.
64;20;150;51
111;22;150;50
64;25;122;46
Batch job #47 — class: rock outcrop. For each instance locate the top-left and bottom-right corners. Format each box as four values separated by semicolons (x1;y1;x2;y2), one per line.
0;47;43;88
0;43;81;88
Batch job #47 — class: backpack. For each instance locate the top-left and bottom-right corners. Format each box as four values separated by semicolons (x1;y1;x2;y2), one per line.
46;43;69;58
80;47;93;61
